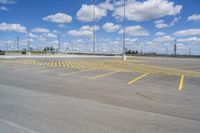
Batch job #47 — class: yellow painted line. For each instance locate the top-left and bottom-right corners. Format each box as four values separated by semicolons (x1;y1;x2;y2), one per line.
58;62;61;67
39;62;43;65
59;69;94;76
62;62;66;67
51;61;54;66
64;62;69;67
128;73;149;85
55;62;58;66
78;62;85;69
89;71;119;80
47;62;51;66
42;62;47;66
178;74;184;91
68;62;74;68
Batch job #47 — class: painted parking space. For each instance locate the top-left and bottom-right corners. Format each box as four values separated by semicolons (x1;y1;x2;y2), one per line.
0;58;199;94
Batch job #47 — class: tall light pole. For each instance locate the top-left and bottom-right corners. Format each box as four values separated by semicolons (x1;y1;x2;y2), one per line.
174;39;177;56
27;34;31;51
189;48;191;56
17;36;19;51
58;34;61;51
122;0;126;60
93;0;96;54
5;40;8;52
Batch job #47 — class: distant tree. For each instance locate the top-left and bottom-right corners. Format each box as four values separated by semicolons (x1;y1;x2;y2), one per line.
50;46;54;51
43;47;47;52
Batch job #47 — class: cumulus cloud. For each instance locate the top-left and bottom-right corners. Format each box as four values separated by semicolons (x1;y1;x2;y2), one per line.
177;37;200;44
118;25;149;37
0;6;8;11
155;17;180;29
112;0;182;22
27;32;38;38
43;13;72;24
98;1;114;11
173;29;200;36
80;25;100;31
153;35;175;43
0;0;15;4
67;25;100;37
155;32;166;36
0;23;27;33
44;32;57;38
102;22;121;32
31;27;50;33
187;14;200;22
76;4;107;22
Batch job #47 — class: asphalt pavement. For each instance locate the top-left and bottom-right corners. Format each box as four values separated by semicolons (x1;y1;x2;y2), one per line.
0;56;200;133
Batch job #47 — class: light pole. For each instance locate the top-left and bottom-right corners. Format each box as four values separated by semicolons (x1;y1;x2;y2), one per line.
174;39;177;56
17;36;19;51
93;0;96;54
5;40;8;52
27;34;31;51
58;34;61;51
122;0;126;60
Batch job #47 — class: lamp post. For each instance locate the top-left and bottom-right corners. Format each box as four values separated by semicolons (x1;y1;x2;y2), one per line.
17;36;19;51
122;0;126;60
58;34;61;52
93;0;96;54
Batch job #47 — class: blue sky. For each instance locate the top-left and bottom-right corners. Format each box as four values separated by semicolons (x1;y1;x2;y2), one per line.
0;0;200;54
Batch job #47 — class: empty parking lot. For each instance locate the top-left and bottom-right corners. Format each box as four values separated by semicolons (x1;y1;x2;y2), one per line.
0;56;200;133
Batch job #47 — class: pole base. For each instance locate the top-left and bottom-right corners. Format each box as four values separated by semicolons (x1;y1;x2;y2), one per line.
122;54;127;61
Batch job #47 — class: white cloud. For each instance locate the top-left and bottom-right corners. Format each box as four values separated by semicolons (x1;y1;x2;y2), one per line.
68;30;92;37
155;32;166;36
125;38;138;45
177;37;200;44
43;13;72;24
155;23;168;29
173;29;200;36
118;25;149;37
187;14;200;22
67;25;100;37
98;1;114;11
112;0;182;22
27;32;38;38
0;0;15;4
155;17;180;29
45;32;57;38
76;4;107;22
0;23;27;33
80;25;100;31
153;35;175;43
0;6;8;11
31;27;50;33
102;22;121;32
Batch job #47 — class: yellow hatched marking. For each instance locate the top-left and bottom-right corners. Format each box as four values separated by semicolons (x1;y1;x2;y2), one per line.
47;62;51;66
50;62;54;66
55;62;58;66
64;62;69;67
42;62;47;66
68;62;75;68
58;62;62;67
62;62;66;67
